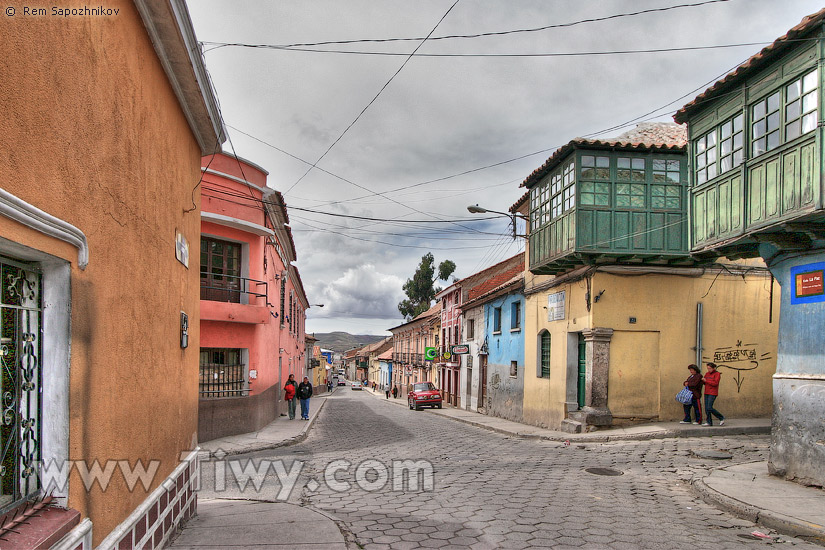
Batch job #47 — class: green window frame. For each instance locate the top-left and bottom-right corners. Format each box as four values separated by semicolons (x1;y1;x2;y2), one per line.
615;157;646;208
580;155;610;206
695;129;717;185
651;159;682;209
785;70;818;141
540;331;551;378
719;114;744;174
751;90;781;157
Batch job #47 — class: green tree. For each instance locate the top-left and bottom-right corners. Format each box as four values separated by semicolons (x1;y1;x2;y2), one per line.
398;253;456;320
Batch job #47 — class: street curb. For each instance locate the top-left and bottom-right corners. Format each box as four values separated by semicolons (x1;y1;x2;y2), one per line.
199;398;328;459
365;388;769;442
692;475;825;545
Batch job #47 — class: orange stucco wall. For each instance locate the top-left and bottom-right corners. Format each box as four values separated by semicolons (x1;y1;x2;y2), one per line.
1;1;204;544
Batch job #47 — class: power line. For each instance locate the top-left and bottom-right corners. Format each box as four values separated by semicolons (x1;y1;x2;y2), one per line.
201;0;735;51
283;0;462;195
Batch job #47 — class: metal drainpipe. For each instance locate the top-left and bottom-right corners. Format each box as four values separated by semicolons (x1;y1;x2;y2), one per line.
696;302;703;366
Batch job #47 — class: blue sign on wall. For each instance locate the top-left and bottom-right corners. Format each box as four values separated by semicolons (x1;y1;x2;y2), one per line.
790;262;825;305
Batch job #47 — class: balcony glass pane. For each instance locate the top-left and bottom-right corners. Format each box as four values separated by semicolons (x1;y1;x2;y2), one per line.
767;112;780;131
803;91;817;113
786;119;801;141
753;101;766;120
786;99;801;120
767;130;780;151
802;112;817;133
803;70;817;92
753;119;766;138
767;91;780;112
787;80;801;101
733;114;743;132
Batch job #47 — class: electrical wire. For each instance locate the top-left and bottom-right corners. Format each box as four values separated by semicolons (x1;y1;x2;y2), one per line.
283;0;462;195
200;0;735;51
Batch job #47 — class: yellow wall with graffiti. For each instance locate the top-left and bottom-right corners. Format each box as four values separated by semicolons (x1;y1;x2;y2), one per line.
522;263;779;429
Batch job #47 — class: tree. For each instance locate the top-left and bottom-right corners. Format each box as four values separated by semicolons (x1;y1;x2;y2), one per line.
398;253;456;320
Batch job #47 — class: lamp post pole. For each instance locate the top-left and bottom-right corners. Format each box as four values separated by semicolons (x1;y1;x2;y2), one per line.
467;205;527;240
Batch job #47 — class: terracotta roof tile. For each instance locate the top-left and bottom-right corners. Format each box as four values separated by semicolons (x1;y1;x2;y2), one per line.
520;123;686;189
675;8;825;122
467;262;524;301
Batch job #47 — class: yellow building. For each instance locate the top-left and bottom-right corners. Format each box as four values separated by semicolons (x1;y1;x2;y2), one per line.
513;124;779;432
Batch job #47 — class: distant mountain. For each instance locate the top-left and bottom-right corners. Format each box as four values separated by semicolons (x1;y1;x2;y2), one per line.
310;332;386;352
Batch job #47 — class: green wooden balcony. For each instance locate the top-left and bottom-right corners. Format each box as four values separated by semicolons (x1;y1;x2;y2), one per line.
527;146;692;276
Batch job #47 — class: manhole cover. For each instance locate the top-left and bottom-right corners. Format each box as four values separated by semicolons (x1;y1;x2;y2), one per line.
692;450;733;460
448;455;478;461
585;467;623;476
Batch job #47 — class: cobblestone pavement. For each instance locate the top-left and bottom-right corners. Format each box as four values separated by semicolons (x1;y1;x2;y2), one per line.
198;391;819;549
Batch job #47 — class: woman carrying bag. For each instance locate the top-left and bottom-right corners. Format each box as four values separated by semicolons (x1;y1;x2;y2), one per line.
679;364;703;425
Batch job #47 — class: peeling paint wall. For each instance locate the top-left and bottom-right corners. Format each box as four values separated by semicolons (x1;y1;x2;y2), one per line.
484;293;525;423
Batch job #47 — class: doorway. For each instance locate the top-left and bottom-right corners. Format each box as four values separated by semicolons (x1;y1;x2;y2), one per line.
577;333;586;409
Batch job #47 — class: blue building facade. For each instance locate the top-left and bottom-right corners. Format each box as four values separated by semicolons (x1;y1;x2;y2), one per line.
484;291;526;422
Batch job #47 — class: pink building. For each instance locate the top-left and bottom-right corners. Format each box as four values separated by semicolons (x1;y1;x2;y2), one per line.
436;284;462;406
198;153;308;441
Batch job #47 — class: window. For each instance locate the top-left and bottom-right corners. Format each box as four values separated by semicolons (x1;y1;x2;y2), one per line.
493;307;502;333
540;332;551;378
529;159;575;229
694;114;743;185
199;348;247;397
467;318;475;339
279;274;286;326
580;155;610;206
615;157;646;208
510;361;518;377
752;91;781;157
785;70;818;141
0;258;42;512
695;130;717;185
200;237;241;302
511;301;521;330
719;114;744;173
651;160;682;209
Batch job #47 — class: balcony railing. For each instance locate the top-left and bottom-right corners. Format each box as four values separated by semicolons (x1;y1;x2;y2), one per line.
199;362;248;398
200;272;268;304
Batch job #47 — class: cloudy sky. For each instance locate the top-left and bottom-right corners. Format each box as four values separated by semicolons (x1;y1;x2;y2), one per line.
186;0;823;335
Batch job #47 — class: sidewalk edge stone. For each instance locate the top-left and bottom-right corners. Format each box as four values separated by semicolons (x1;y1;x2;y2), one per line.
692;476;825;544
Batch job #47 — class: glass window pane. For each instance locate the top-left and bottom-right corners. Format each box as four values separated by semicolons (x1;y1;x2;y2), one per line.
786;119;801;141
617;169;630;180
720;156;732;172
753;101;766;120
667;171;680;183
581;167;595;179
707;164;717;180
668;160;681;171
633;158;645;170
581;194;594;205
767;92;780;112
803;91;817;113
697;172;706;185
631;196;645;207
652;159;666;171
733;114;743;132
616;183;629;194
803;70;818;92
652;186;664;196
707;148;716;163
617;158;630;168
720;139;732;155
767;130;780;150
697;137;706;153
581;156;594;167
595;195;609;206
595;168;610;179
787;80;802;101
596;156;609;168
787;99;801;120
706;132;716;146
616;196;629;207
753;119;766;138
632;168;645;182
720;121;732;138
733;133;743;150
802;112;817;133
733;150;743;166
767;111;780;131
596;182;610;194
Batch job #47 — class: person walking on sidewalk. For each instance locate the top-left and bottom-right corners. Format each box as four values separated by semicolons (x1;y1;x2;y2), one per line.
680;364;703;425
385;386;390;399
298;376;313;420
702;362;725;426
284;374;297;420
392;385;398;399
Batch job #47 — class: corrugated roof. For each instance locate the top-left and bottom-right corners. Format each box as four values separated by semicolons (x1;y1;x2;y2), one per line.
520;123;686;189
675;8;825;122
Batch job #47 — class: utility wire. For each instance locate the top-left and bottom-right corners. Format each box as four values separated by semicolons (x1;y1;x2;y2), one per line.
283;0;462;195
201;0;734;51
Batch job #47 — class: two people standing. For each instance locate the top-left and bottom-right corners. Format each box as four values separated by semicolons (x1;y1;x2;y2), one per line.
680;362;725;426
284;374;314;421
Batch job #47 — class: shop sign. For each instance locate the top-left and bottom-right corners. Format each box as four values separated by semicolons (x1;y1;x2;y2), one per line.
451;344;470;355
424;347;438;360
548;290;565;321
791;262;825;304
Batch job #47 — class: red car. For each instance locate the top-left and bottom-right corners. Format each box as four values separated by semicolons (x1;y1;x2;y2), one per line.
408;382;442;410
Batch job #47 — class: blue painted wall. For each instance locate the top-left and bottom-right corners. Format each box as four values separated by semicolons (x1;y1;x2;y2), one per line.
484;292;525;422
764;246;825;485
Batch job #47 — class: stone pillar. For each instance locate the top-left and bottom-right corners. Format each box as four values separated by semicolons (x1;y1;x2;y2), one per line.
581;327;613;427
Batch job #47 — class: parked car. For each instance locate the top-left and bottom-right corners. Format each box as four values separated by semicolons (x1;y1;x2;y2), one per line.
350;381;363;391
408;382;442;410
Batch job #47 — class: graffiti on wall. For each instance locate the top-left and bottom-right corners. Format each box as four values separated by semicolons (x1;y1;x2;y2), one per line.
705;340;772;393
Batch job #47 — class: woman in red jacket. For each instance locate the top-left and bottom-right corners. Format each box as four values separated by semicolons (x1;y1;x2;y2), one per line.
702;362;725;426
680;364;703;424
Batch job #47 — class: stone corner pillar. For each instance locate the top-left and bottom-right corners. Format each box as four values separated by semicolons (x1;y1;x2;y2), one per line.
580;327;614;427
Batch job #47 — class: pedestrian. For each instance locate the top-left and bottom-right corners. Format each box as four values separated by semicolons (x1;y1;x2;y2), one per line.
392;385;398;399
297;376;313;420
327;379;332;393
702;362;725;426
680;364;703;425
283;374;297;420
385;386;390;399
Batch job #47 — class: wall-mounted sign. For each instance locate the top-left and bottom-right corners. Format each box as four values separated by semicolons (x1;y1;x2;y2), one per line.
424;347;437;360
175;232;189;268
451;344;470;355
180;311;189;348
548;290;566;321
791;262;825;304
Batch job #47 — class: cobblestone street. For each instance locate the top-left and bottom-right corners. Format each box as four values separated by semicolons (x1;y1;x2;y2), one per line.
198;391;819;549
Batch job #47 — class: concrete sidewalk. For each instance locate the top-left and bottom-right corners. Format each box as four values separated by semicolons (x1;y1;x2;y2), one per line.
364;386;770;442
367;386;825;544
198;389;334;458
169;499;350;549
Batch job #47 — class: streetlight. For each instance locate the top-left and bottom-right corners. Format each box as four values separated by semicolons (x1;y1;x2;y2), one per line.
310;303;324;307
467;205;527;240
